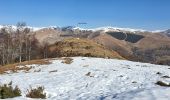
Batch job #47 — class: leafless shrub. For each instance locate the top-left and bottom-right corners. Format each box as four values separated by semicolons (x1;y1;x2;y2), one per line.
26;86;46;99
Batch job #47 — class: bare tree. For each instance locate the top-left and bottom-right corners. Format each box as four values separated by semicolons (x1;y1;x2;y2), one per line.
0;22;42;66
16;22;27;63
42;41;49;59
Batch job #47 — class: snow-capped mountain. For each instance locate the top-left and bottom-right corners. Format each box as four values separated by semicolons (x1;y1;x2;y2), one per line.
73;26;147;33
0;25;61;32
63;26;170;34
0;25;169;37
0;25;160;33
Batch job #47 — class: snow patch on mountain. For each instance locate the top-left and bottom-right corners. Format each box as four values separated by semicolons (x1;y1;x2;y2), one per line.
151;30;164;33
73;26;147;33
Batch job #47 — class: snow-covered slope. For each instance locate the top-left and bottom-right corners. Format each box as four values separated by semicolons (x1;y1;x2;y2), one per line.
164;29;170;34
73;26;147;33
91;27;147;33
1;57;170;100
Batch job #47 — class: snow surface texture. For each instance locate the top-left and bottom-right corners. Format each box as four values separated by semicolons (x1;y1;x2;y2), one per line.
1;57;170;100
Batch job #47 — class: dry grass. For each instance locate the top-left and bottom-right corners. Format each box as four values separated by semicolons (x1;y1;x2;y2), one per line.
26;86;46;99
61;57;73;64
0;59;51;74
49;38;124;59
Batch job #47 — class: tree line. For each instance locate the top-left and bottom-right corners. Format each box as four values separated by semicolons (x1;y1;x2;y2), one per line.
0;22;47;66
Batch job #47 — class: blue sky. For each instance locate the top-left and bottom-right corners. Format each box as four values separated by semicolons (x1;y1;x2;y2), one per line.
0;0;170;30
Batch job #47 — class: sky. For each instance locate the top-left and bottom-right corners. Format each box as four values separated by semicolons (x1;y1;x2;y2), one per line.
0;0;170;30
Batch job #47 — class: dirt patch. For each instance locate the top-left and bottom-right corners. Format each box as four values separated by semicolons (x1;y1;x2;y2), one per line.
0;59;51;74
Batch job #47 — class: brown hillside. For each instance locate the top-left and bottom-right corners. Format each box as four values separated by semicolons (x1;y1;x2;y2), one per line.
134;33;170;49
48;38;124;59
92;33;133;59
32;28;170;65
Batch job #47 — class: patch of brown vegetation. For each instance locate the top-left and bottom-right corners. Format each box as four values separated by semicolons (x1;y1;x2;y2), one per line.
156;57;170;65
48;38;124;59
61;57;73;64
135;33;170;49
26;86;46;99
0;59;51;74
93;34;132;59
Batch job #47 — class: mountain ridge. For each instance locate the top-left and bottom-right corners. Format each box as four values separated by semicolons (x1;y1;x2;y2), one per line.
0;25;168;33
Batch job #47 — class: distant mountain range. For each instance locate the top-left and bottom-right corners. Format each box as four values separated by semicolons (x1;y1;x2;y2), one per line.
0;25;169;33
0;25;170;65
